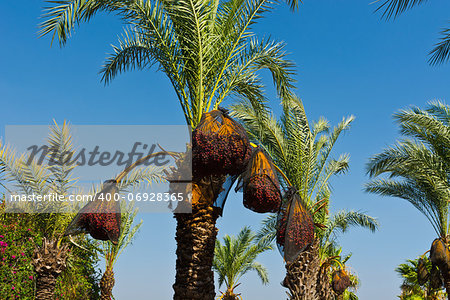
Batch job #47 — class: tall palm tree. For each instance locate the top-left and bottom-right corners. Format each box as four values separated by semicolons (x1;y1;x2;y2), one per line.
213;226;272;300
375;0;450;65
366;101;450;298
232;96;378;299
39;1;298;298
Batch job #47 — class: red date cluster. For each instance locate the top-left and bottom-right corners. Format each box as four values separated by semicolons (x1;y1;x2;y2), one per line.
240;148;282;213
193;130;251;178
78;210;121;244
65;180;121;245
276;194;314;262
243;174;281;213
332;269;351;295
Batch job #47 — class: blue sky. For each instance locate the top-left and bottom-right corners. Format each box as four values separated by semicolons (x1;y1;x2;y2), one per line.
2;0;450;299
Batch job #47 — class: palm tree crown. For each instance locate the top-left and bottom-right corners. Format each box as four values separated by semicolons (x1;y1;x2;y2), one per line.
213;226;272;298
366;101;450;239
39;0;298;127
232;95;378;298
231;96;354;224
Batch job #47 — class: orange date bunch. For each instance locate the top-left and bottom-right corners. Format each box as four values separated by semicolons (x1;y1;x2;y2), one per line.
192;108;252;178
276;189;314;263
65;180;121;244
239;148;282;213
332;269;351;295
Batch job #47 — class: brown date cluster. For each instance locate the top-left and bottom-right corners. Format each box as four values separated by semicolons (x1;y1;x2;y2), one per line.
243;174;281;213
192;131;251;178
276;195;314;263
423;238;450;289
78;210;121;245
331;269;351;295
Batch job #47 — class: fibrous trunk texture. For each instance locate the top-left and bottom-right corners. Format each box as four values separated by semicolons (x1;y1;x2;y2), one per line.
316;265;334;300
100;268;115;300
35;273;57;300
285;240;320;300
173;177;224;300
32;237;69;300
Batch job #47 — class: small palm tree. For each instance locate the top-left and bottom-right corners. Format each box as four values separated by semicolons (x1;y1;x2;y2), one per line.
213;226;272;300
39;1;298;298
366;101;450;297
0;122;79;300
232;96;378;299
375;0;450;65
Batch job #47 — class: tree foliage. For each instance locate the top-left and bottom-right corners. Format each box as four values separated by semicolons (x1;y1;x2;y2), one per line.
366;101;450;238
39;0;298;127
213;226;272;297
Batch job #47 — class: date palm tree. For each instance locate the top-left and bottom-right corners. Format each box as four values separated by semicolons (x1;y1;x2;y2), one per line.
39;1;298;298
255;210;376;300
232;96;378;299
213;226;272;300
0;122;79;300
366;101;450;297
375;0;450;65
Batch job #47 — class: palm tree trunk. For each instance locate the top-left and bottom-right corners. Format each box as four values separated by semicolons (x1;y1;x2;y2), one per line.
32;237;69;300
284;240;320;300
100;268;115;300
173;177;225;300
316;264;334;300
438;265;450;300
35;273;58;300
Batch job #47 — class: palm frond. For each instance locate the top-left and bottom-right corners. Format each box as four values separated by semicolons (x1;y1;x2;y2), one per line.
46;120;77;195
429;27;450;66
322;210;379;247
375;0;428;20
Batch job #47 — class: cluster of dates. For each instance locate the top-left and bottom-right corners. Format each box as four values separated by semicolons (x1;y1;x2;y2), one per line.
239;148;282;213
416;238;450;290
192;109;252;178
193;109;282;213
65;180;121;244
276;188;314;263
331;269;351;295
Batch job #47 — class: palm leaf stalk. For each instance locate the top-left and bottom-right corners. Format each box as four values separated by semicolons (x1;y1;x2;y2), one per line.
366;101;450;298
39;1;299;298
232;96;378;299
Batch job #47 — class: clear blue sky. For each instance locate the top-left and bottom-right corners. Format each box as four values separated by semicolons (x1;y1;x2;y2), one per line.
2;0;450;299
